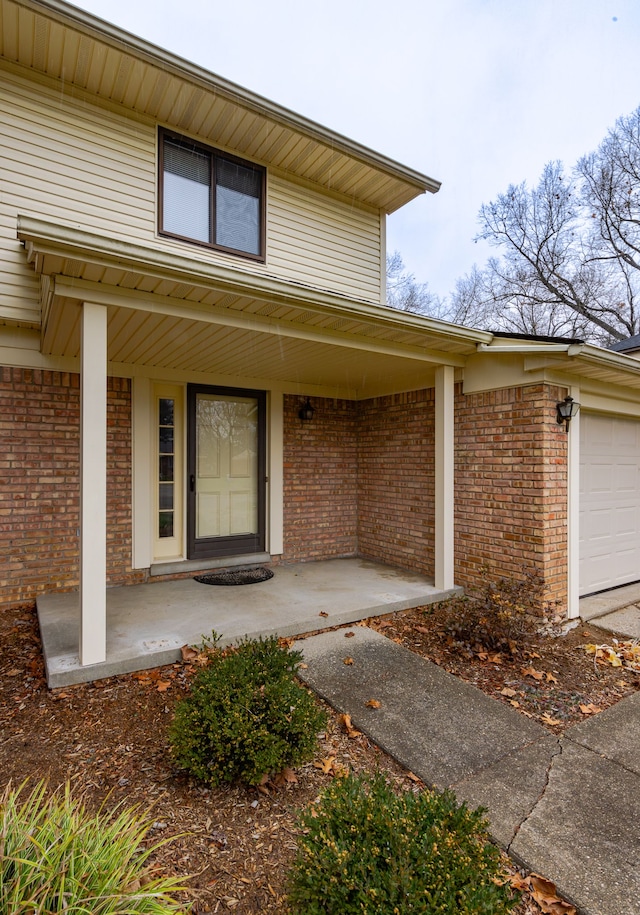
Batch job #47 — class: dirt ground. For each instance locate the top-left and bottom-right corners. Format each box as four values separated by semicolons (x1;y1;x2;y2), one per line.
0;600;638;913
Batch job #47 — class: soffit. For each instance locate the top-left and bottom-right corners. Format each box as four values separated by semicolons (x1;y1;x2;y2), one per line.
19;217;486;398
0;0;439;212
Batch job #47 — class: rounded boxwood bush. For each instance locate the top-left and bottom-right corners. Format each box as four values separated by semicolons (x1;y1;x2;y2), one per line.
288;772;515;914
169;636;327;786
0;781;187;914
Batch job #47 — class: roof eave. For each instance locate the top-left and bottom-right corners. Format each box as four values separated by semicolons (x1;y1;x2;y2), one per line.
19;0;440;205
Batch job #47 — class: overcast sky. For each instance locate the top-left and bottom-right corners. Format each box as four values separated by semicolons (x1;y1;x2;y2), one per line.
72;0;640;301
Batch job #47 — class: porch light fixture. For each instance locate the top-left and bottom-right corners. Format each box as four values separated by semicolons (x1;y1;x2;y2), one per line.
556;395;580;431
298;398;314;424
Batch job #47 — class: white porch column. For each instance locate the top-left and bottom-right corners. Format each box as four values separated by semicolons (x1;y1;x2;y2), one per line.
567;385;581;619
435;365;455;590
80;301;107;665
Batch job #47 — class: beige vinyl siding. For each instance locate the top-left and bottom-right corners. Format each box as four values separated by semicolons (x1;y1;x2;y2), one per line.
0;68;383;328
268;176;382;302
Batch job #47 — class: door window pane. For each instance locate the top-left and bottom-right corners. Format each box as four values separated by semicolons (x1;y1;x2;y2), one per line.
158;398;176;539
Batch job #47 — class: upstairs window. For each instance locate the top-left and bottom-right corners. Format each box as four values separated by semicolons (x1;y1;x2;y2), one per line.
159;129;265;260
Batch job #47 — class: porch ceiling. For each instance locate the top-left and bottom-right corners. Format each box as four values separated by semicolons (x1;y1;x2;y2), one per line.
19;216;487;398
1;0;439;213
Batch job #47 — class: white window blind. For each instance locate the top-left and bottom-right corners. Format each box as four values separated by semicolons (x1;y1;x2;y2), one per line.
163;140;211;243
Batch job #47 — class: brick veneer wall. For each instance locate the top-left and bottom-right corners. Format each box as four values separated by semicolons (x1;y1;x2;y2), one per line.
0;368;141;610
357;389;435;575
454;383;568;608
282;395;358;560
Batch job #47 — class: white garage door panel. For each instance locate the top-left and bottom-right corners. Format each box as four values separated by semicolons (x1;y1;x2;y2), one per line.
580;413;640;595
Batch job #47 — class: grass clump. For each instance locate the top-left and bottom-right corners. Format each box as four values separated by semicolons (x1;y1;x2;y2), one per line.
0;781;187;913
169;636;327;786
288;772;515;915
442;571;546;655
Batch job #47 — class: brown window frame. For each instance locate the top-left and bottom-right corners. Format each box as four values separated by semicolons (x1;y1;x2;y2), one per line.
158;127;266;262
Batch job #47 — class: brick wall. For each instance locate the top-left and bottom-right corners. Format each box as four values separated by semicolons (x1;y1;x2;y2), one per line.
282;395;358;560
2;371;570;611
454;383;568;608
0;368;141;610
357;390;435;575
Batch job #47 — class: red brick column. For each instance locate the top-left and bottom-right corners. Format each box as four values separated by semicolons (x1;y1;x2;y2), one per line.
454;383;568;609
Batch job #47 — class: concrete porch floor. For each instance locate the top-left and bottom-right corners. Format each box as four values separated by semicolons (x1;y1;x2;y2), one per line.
37;558;460;688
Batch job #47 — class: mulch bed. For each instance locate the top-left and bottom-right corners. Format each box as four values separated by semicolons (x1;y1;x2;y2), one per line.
0;600;637;913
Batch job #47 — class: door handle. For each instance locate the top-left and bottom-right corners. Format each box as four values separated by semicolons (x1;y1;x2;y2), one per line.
190;474;195;492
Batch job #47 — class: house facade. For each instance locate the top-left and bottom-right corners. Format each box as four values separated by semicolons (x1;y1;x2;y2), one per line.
3;0;640;674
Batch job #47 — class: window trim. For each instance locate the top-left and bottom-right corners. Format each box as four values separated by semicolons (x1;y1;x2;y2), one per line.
158;127;266;262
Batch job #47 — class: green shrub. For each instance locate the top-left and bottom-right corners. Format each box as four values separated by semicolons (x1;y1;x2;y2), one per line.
288;772;515;915
169;636;327;786
0;781;187;914
442;571;546;654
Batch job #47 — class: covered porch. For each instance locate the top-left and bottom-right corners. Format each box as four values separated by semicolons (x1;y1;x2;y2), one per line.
37;558;460;687
18;218;486;685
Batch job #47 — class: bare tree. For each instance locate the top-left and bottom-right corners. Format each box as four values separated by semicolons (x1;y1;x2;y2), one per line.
449;106;640;343
386;251;445;317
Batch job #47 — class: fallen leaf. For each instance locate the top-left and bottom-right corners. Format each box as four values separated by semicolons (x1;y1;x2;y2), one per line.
540;713;562;727
579;703;600;715
314;756;337;775
6;669;21;677
298;662;308;669
510;700;520;708
546;672;559;684
406;772;422;783
528;651;542;659
180;645;198;661
500;687;517;697
488;653;503;665
319;611;328;618
365;699;381;709
521;666;545;681
156;680;172;692
338;713;362;738
414;625;431;635
344;631;355;638
343;657;354;665
376;619;393;629
529;873;577;914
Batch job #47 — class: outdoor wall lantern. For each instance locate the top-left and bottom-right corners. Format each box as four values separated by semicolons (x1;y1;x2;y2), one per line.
298;398;315;424
556;395;580;431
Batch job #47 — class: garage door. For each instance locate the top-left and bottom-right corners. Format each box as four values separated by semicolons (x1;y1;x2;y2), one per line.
580;412;640;595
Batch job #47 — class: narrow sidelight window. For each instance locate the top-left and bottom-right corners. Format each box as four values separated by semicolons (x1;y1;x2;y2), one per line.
159;129;265;260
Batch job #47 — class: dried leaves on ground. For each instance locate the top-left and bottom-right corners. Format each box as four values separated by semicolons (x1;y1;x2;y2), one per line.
1;601;637;913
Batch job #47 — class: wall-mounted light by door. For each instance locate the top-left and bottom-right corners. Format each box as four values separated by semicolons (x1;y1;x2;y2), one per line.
298;398;314;425
556;395;580;431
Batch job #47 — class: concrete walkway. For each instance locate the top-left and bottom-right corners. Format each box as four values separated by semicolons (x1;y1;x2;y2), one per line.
297;626;640;915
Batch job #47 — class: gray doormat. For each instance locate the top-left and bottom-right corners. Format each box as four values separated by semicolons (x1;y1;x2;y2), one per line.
194;567;274;586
